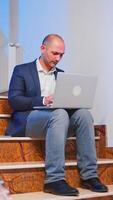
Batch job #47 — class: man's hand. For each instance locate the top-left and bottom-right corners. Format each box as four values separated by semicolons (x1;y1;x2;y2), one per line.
43;95;54;106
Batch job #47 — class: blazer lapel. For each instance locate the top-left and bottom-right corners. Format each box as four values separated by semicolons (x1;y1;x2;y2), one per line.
29;60;41;95
54;68;64;79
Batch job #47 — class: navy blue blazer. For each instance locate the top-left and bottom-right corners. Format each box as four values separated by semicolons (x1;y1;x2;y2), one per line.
6;60;64;136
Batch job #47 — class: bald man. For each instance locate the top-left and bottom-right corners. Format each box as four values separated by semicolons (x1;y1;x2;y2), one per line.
6;34;108;196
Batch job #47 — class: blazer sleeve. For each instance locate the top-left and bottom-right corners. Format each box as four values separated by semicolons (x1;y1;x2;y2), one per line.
8;65;43;111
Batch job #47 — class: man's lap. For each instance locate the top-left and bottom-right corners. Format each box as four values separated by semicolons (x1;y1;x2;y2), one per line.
25;108;92;138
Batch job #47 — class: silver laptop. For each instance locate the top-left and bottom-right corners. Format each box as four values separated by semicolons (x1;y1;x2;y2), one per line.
33;73;97;109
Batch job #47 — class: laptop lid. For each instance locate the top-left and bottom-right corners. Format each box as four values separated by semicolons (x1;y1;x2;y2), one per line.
33;73;97;109
53;72;97;109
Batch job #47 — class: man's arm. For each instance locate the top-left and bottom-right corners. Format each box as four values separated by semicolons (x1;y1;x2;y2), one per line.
8;65;43;111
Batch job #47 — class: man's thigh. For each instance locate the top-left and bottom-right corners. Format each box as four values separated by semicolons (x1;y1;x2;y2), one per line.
25;109;53;137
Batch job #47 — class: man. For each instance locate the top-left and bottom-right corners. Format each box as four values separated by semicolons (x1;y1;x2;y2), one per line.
6;34;108;196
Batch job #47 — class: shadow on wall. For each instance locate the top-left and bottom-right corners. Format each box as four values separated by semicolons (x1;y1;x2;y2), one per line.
0;30;8;92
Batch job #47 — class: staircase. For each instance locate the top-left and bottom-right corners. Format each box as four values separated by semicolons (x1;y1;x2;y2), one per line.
0;92;113;200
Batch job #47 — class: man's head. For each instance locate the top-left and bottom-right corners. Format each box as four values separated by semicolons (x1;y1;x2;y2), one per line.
40;34;65;71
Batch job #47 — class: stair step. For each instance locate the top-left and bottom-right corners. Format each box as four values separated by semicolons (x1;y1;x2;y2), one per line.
0;96;8;99
0;159;113;170
0;135;100;141
0;99;12;114
1;160;113;193
0;136;101;163
0;114;11;118
11;185;113;200
0;119;10;136
0;92;8;98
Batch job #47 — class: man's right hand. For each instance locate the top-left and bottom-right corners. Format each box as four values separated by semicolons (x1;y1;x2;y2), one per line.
43;95;54;106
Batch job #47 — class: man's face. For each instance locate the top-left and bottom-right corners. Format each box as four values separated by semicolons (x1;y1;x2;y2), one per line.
40;38;65;70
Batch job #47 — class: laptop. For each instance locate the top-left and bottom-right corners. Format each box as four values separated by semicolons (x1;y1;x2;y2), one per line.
33;72;97;109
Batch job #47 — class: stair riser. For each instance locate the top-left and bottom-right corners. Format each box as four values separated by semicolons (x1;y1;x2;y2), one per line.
1;164;113;194
0;99;12;114
0;140;100;162
0;118;10;135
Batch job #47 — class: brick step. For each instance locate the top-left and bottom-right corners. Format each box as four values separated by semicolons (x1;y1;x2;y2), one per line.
11;185;113;200
0;125;106;158
0;136;102;163
0;135;100;141
0;114;11;117
0;117;10;135
0;99;12;114
1;159;113;194
0;96;12;135
0;159;113;170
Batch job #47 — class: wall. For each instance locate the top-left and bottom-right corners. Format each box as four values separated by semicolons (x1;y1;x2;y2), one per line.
0;1;9;92
67;0;113;146
19;0;69;69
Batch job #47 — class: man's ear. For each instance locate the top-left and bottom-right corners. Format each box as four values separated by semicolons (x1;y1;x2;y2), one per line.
40;44;46;53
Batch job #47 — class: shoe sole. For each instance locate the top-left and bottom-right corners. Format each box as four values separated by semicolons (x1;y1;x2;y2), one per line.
44;189;79;196
82;184;108;193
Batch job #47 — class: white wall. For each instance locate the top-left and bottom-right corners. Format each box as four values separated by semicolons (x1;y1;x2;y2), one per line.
66;0;113;146
19;0;69;68
0;1;9;92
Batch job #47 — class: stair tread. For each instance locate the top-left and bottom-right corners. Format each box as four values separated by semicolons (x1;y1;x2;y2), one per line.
0;135;100;141
11;185;113;200
0;159;113;170
0;96;8;99
0;92;8;98
0;114;11;117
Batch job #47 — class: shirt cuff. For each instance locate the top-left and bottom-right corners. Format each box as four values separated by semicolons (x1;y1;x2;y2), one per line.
43;97;46;105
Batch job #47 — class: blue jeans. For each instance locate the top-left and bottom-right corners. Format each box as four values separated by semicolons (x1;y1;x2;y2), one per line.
25;108;97;183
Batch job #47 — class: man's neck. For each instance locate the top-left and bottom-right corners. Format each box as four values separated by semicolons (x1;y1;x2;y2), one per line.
39;57;53;72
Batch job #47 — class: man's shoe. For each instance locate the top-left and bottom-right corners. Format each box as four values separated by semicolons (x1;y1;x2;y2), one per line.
82;177;108;192
44;180;79;196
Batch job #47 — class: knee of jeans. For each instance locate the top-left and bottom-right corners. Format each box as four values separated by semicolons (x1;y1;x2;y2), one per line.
53;109;70;123
76;109;94;123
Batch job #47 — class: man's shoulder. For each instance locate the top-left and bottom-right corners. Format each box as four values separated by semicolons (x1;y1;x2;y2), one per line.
14;60;36;70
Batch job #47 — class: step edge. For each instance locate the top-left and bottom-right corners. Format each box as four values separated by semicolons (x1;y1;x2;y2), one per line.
10;185;113;200
0;96;8;99
0;136;100;141
0;114;11;118
0;159;113;170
